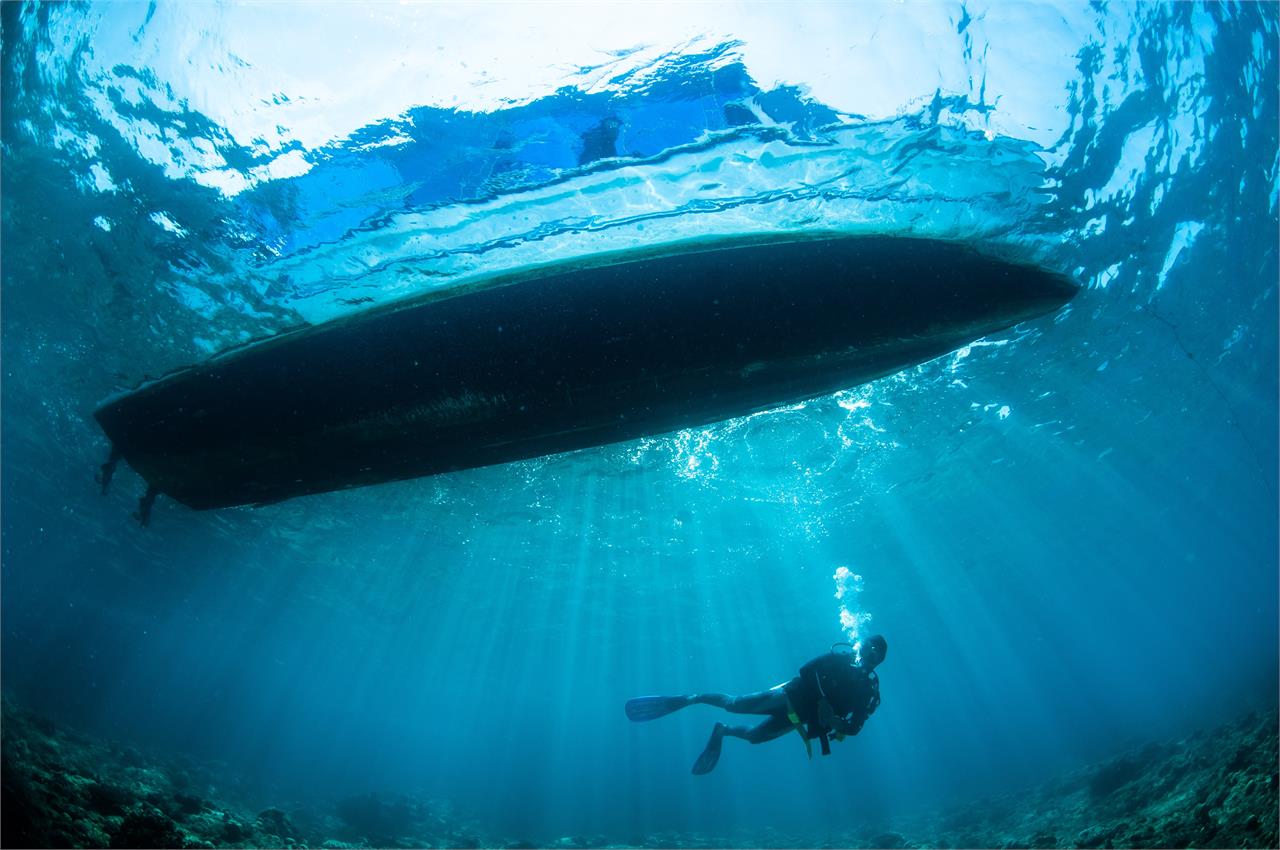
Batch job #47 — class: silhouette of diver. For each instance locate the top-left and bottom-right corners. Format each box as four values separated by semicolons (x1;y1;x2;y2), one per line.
625;635;886;775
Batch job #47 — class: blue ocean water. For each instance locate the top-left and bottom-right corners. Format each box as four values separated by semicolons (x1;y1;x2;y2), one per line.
1;1;1276;843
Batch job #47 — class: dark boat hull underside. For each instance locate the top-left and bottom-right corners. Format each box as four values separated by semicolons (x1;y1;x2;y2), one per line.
94;235;1077;511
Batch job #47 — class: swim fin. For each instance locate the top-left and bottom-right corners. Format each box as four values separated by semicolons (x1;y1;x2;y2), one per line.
692;722;726;775
624;695;692;722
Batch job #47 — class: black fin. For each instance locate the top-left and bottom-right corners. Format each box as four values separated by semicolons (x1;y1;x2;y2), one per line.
625;696;692;722
692;723;725;775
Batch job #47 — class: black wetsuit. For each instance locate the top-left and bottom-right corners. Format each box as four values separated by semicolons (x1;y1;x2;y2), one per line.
782;652;880;753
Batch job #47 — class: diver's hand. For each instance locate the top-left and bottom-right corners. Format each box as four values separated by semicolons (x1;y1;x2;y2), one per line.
825;711;858;739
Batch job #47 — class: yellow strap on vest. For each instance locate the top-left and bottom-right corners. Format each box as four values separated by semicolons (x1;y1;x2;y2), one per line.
786;700;813;760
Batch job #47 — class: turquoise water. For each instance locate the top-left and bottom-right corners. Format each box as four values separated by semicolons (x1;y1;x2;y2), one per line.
2;1;1277;842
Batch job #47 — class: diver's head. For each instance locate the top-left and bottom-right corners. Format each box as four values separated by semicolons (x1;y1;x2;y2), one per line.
859;635;887;670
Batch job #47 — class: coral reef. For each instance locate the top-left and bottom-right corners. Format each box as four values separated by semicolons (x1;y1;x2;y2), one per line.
0;699;485;849
869;709;1279;850
1;697;1275;848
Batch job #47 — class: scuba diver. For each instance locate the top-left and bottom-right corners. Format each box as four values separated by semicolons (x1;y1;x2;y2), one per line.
624;634;886;775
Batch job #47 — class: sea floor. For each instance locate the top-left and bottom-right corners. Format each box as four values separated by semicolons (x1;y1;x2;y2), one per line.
1;698;1275;849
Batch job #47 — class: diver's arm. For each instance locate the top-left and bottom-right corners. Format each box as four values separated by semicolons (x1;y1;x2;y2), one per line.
817;701;862;738
816;700;862;740
818;670;872;740
830;712;866;737
832;679;877;738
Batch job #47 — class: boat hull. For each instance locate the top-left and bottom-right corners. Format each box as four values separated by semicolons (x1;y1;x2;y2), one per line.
93;235;1077;510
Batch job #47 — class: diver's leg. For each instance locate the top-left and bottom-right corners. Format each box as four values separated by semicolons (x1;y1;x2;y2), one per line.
692;714;793;775
692;687;789;715
629;687;785;723
722;713;795;745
